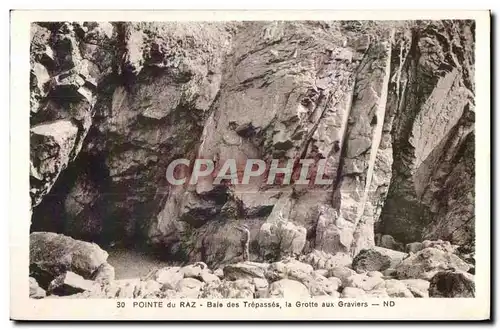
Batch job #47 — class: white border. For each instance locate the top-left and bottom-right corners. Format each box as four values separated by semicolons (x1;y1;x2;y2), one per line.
9;9;491;321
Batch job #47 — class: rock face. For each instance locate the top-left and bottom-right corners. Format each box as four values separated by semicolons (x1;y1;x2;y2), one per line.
29;21;475;272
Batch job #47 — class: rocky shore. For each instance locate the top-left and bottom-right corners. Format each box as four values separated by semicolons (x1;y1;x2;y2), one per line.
30;232;475;299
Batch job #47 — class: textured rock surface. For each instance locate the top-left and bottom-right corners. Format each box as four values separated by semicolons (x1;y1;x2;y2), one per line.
429;270;475;298
352;248;392;272
395;247;470;280
29;21;475;295
30;232;109;288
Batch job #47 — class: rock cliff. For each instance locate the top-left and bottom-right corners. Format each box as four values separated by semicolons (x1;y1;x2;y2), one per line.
30;20;475;267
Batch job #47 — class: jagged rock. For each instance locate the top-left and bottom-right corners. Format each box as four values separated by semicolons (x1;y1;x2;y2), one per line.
223;262;268;280
176;278;204;298
268;279;310;298
92;262;115;283
400;279;430;298
299;250;352;270
429;270;475;298
48;271;95;296
29;277;46;299
30;121;79;207
145;267;184;290
395;247;470;280
352;248;392;272
384;279;414;298
200;279;255;299
30;232;108;287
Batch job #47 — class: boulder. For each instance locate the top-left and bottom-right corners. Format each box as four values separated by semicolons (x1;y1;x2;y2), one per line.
300;273;341;296
384;279;414;298
181;262;209;279
29;277;46;299
176;278;204;298
352;248;392;272
406;242;424;254
48;271;95;296
373;246;407;268
327;266;357;287
429;271;475;298
400;279;430;298
223;262;267;280
268;279;310;298
145;267;184;290
344;273;385;291
395;247;470;280
378;234;404;251
30;232;108;287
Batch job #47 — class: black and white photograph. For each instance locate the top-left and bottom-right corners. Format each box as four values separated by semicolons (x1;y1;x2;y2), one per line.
10;10;491;321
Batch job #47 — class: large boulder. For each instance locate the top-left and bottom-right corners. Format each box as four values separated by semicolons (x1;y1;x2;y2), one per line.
352;248;392;272
30;232;109;288
223;262;268;280
176;278;204;298
268;279;310;298
429;270;475;298
144;266;184;290
395;247;470;280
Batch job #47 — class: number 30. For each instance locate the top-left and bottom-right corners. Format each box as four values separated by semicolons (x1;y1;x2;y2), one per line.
117;302;125;308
